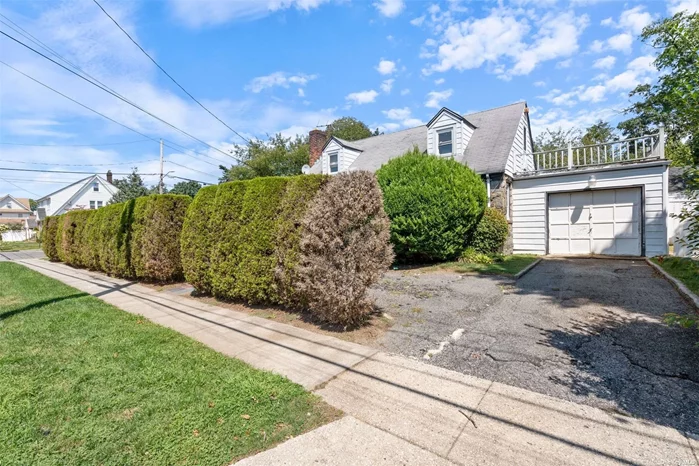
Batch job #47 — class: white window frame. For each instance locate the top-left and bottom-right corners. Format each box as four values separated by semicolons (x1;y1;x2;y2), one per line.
328;151;339;174
93;182;99;192
437;128;453;156
89;200;96;209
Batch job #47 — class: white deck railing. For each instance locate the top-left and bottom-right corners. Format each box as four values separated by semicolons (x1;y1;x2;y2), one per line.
516;128;665;175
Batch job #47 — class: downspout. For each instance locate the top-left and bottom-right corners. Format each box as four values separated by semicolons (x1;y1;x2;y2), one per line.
486;173;491;208
506;182;511;220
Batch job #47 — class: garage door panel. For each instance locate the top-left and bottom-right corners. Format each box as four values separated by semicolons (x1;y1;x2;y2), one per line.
548;187;641;256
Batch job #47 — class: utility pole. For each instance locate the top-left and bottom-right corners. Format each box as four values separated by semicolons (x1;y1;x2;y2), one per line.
159;138;164;194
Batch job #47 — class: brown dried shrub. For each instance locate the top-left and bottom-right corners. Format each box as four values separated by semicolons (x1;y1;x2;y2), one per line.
296;171;394;326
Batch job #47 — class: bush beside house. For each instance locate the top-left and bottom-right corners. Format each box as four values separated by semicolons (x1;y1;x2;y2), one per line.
470;207;509;254
376;148;487;262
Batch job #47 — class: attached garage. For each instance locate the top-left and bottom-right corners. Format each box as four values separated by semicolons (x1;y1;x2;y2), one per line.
511;161;669;257
548;188;641;256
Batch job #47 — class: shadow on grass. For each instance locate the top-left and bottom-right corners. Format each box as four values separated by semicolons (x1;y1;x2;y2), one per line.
0;292;88;321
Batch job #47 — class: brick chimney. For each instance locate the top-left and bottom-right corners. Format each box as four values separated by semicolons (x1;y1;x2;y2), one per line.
106;170;113;184
309;129;327;167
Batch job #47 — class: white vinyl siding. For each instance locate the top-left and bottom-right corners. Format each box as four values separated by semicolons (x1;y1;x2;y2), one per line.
511;163;668;257
505;112;534;176
426;110;474;157
319;140;362;175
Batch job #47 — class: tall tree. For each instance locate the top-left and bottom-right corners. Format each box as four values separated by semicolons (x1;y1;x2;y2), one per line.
220;134;310;182
170;180;202;197
618;12;699;166
581;120;616;146
29;199;37;211
326;117;373;141
109;169;150;204
534;127;582;152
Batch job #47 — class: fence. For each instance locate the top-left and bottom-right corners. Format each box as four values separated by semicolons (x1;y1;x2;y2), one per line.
1;228;36;242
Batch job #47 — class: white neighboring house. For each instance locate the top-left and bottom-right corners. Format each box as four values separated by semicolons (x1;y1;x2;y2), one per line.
0;194;37;241
36;174;119;217
667;167;694;257
308;101;679;258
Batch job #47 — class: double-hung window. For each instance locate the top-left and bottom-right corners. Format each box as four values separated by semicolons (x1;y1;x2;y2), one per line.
93;182;99;192
329;152;339;173
97;201;103;208
437;129;453;156
89;201;96;209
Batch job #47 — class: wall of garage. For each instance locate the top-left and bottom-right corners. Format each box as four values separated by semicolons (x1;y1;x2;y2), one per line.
511;162;669;257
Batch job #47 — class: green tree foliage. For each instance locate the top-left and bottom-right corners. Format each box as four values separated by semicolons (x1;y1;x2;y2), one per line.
170;180;202;197
41;217;59;261
326;117;374;141
110;169;150;204
534;127;581;152
376;147;487;262
581;120;616;146
220;134;310;182
470;208;510;254
180;185;219;293
618;12;699;166
673;167;699;256
29;199;37;211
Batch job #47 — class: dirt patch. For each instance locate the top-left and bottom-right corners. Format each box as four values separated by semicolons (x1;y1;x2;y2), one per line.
0;296;22;307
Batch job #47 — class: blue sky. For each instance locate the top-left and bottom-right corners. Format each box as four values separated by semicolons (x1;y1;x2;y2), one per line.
1;0;696;198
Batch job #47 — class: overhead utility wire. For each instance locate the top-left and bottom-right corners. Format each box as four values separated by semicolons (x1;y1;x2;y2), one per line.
0;167;159;175
0;61;222;169
0;177;41;196
165;160;218;178
0;140;150;147
167;174;213;185
0;16;231;166
91;0;250;145
0;30;241;163
0;158;159;166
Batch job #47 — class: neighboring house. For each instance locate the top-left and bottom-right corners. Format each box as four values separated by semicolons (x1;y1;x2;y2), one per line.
308;101;674;258
36;172;118;217
0;194;37;241
667;167;694;257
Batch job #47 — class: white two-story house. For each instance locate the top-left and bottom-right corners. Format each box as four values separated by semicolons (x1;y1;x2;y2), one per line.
309;101;676;257
36;173;119;217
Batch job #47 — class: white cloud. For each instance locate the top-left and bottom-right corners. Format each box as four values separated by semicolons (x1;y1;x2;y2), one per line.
400;88;411;95
434;78;445;85
345;90;379;105
627;55;655;73
668;0;699;14
617;6;654;35
578;85;607;102
374;0;405;18
380;79;395;93
607;33;633;53
425;89;453;108
380;122;402;131
589;39;605;53
427;9;588;78
410;15;426;26
297;88;305;97
402;118;424;127
245;72;317;93
600;17;614;27
533;80;547;87
556;59;572;69
376;59;397;75
593;55;616;70
167;0;330;27
383;107;412;120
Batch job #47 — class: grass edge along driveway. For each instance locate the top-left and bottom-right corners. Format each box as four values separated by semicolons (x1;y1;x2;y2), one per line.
0;262;340;466
437;254;539;276
651;256;699;297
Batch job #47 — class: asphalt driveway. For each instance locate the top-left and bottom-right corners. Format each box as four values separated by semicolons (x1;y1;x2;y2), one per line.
370;258;699;434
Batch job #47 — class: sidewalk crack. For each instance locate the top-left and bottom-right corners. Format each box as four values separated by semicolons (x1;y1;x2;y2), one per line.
446;380;493;457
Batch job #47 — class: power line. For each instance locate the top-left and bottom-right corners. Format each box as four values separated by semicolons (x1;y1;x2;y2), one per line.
0;29;241;163
0;140;150;147
166;174;213;185
1;177;41;196
165;159;217;178
0;158;159;166
0;167;159;175
91;0;250;145
0;62;227;171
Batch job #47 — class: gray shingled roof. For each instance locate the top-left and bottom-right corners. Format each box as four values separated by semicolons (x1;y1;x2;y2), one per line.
337;101;526;174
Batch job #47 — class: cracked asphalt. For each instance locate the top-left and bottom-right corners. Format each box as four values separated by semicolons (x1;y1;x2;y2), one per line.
370;258;699;434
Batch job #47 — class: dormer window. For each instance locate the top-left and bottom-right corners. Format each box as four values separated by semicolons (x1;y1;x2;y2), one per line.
438;129;453;155
329;152;339;173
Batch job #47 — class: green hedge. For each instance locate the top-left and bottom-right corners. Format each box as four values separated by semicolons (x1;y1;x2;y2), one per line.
45;195;190;282
181;185;219;293
376;147;487;262
209;181;249;299
42;216;60;261
130;195;191;282
470;207;509;254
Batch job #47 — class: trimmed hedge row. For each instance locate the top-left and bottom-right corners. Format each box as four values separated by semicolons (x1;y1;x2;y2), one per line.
182;172;393;325
46;194;191;282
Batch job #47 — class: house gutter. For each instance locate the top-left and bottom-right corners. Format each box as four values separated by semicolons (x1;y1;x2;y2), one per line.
512;160;670;181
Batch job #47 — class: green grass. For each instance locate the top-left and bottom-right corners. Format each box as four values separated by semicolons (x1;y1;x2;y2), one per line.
0;241;42;252
437;254;539;276
652;256;699;296
0;262;339;466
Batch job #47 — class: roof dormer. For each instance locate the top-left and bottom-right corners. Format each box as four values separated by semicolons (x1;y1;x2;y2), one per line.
426;107;476;158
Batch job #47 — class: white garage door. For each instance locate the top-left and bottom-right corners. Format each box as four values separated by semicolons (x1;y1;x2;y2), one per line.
548;188;642;256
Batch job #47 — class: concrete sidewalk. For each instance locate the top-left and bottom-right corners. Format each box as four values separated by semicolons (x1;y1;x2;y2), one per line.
15;258;699;466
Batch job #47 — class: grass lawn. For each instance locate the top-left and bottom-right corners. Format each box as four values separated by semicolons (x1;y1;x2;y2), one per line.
435;254;540;276
651;256;699;296
0;241;42;252
0;262;339;465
